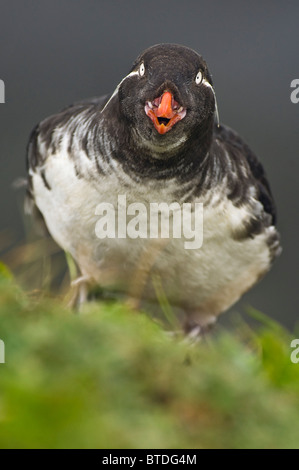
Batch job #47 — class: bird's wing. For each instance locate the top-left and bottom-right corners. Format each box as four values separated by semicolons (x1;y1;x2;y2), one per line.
215;124;277;225
25;94;109;229
26;94;109;176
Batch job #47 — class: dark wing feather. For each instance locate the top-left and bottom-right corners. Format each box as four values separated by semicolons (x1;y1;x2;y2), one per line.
215;124;277;225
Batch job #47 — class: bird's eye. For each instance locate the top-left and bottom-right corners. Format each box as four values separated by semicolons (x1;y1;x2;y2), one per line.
195;71;203;85
139;63;145;77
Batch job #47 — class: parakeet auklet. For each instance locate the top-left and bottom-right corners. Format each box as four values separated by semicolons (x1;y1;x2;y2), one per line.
26;43;281;335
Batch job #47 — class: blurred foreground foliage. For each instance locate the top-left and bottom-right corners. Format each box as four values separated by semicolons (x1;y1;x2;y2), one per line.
0;265;299;449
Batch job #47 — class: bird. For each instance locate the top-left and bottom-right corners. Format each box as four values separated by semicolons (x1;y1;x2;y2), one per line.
26;43;281;335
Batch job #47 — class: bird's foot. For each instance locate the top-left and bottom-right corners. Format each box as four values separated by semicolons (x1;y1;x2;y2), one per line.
183;315;217;343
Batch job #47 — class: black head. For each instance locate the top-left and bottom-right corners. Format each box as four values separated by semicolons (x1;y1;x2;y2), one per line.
103;44;217;157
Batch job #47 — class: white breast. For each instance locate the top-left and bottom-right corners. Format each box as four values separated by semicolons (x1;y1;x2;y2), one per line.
32;147;273;328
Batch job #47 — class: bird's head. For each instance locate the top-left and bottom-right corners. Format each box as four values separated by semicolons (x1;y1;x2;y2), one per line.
102;44;218;157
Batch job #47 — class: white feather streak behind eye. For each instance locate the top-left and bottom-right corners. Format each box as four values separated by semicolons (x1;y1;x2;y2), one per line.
202;78;220;127
101;70;139;113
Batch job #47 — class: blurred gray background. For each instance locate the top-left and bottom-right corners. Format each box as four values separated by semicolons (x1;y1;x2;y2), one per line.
0;0;298;328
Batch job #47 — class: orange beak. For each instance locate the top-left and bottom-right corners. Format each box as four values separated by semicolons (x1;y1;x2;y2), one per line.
145;91;186;135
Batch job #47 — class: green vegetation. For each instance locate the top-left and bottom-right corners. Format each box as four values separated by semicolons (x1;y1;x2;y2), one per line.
0;265;299;449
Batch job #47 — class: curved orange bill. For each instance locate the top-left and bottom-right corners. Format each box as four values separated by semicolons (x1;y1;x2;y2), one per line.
145;91;186;135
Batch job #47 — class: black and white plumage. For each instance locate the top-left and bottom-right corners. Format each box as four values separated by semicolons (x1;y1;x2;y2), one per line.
26;43;281;334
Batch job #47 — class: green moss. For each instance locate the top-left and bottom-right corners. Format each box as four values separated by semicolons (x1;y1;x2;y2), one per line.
0;271;299;449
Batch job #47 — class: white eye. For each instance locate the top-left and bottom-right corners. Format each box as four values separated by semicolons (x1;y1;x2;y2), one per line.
139;62;145;77
195;71;203;85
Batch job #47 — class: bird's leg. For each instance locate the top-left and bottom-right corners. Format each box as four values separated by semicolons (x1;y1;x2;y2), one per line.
68;274;91;310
